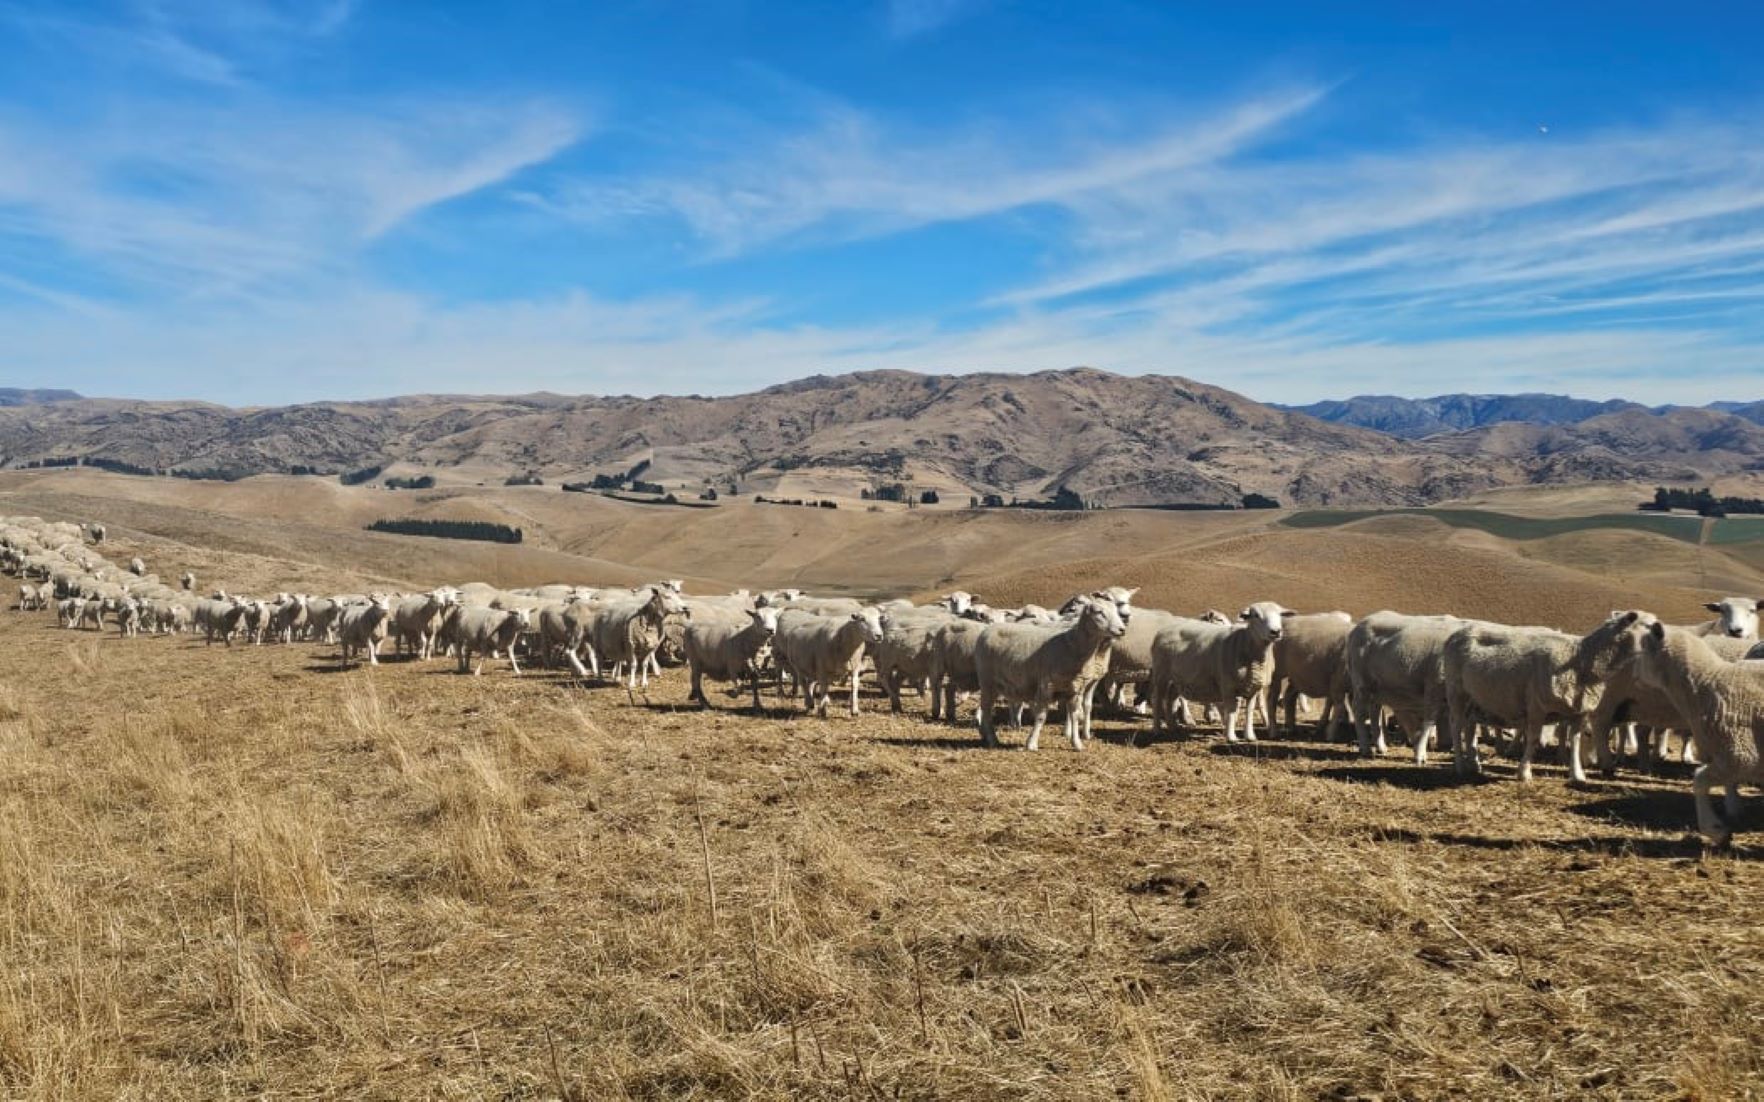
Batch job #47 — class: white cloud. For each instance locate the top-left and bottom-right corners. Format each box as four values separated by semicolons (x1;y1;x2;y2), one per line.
0;98;585;293
886;0;985;38
534;85;1328;256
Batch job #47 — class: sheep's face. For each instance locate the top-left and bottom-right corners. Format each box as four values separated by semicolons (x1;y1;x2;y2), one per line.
1704;597;1762;639
854;607;888;644
1079;597;1127;639
1095;587;1136;627
942;591;974;616
1629;617;1671;689
1240;601;1295;644
748;608;780;638
369;594;392;612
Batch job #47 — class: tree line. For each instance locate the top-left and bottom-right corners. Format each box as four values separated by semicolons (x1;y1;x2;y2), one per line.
366;519;523;544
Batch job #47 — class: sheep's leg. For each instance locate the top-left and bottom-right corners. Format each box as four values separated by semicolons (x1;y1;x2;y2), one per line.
1025;705;1047;752
1223;701;1240;742
367;639;380;667
1566;720;1590;784
1517;721;1541;783
1067;700;1083;752
565;648;589;678
1242;696;1258;742
977;688;997;747
1682;734;1700;766
848;666;861;717
1693;765;1730;847
507;647;522;676
1725;783;1743;825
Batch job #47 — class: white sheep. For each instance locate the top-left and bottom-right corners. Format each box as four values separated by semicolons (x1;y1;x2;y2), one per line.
685;607;779;712
972;595;1126;750
337;595;395;668
1347;612;1462;759
1266;611;1356;739
445;605;531;676
587;586;687;688
774;607;887;717
872;606;961;712
1444;613;1644;782
1625;617;1764;847
1148;602;1292;742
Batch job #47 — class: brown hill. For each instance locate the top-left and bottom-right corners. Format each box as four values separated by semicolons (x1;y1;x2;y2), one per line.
4;369;1761;506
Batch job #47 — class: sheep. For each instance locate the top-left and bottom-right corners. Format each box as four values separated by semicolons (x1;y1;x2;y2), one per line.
685;607;780;712
587;586;688;689
1148;602;1292;742
1590;632;1757;775
240;599;272;645
444;605;531;676
928;618;992;722
1266;612;1356;739
336;595;395;668
76;598;105;631
1624;617;1764;847
113;597;141;638
84;523;106;544
57;596;83;629
972;595;1126;750
1347;612;1462;759
872;607;962;712
392;589;457;660
128;556;146;576
268;594;310;645
1008;605;1059;624
1692;597;1762;640
776;595;864;618
180;571;195;592
1098;608;1191;714
537;599;597;676
774;607;888;717
1444;613;1645;782
302;597;347;645
16;582;43;611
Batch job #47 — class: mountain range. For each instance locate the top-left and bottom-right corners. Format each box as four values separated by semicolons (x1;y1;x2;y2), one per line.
1;370;1759;507
1282;392;1764;438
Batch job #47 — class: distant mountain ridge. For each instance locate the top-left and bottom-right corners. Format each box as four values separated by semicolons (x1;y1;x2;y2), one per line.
0;388;82;406
1282;392;1763;437
2;370;1760;507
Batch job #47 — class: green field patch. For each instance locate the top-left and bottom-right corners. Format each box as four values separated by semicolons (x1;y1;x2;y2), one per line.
1280;508;1707;544
1707;516;1764;545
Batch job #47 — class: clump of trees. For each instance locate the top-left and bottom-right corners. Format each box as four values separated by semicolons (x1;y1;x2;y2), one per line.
1643;486;1764;517
340;465;385;486
383;475;436;490
367;518;522;543
504;474;544;486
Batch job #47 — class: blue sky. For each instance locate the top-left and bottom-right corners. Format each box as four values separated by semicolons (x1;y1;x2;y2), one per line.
2;1;1762;406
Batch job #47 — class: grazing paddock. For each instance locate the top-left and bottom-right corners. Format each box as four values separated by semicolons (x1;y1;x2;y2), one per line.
1282;507;1707;544
3;615;1763;1099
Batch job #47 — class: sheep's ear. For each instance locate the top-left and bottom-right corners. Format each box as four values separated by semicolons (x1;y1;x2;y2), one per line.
1618;610;1639;626
1124;588;1139;599
1705;601;1722;613
1279;608;1297;618
1649;620;1665;640
850;611;865;621
1238;607;1253;620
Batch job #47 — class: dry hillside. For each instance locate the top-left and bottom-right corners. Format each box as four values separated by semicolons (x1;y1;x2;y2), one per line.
6;370;1763;508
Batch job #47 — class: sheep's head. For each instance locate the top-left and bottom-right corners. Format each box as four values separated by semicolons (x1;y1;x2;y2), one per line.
1074;595;1127;640
1704;597;1762;639
1239;601;1295;644
747;607;779;638
369;593;392;612
941;591;974;616
853;607;888;644
1198;609;1231;625
1627;615;1672;689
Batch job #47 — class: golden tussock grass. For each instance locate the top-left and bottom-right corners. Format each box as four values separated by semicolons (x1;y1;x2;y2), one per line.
1;479;1764;1096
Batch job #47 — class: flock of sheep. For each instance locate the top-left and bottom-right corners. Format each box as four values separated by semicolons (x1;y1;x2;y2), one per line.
8;514;1764;847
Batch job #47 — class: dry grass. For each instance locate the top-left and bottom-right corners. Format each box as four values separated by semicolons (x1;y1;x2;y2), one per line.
3;610;1764;1099
3;476;1764;1097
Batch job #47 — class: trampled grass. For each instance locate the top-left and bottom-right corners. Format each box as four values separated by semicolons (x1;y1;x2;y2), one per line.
3;610;1764;1099
1282;507;1708;544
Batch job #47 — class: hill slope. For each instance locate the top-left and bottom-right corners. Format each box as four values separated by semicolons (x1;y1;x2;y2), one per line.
4;369;1762;507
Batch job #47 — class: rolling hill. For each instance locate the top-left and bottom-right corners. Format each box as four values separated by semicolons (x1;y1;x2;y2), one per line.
3;369;1761;507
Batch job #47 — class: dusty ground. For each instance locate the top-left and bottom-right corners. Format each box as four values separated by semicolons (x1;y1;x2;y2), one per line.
4;474;1764;1098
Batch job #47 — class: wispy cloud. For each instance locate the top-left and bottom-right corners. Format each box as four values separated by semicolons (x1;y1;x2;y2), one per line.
0;98;584;293
886;0;987;38
534;84;1328;256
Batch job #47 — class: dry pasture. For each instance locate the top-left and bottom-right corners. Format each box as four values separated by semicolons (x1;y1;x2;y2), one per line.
3;475;1764;1098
